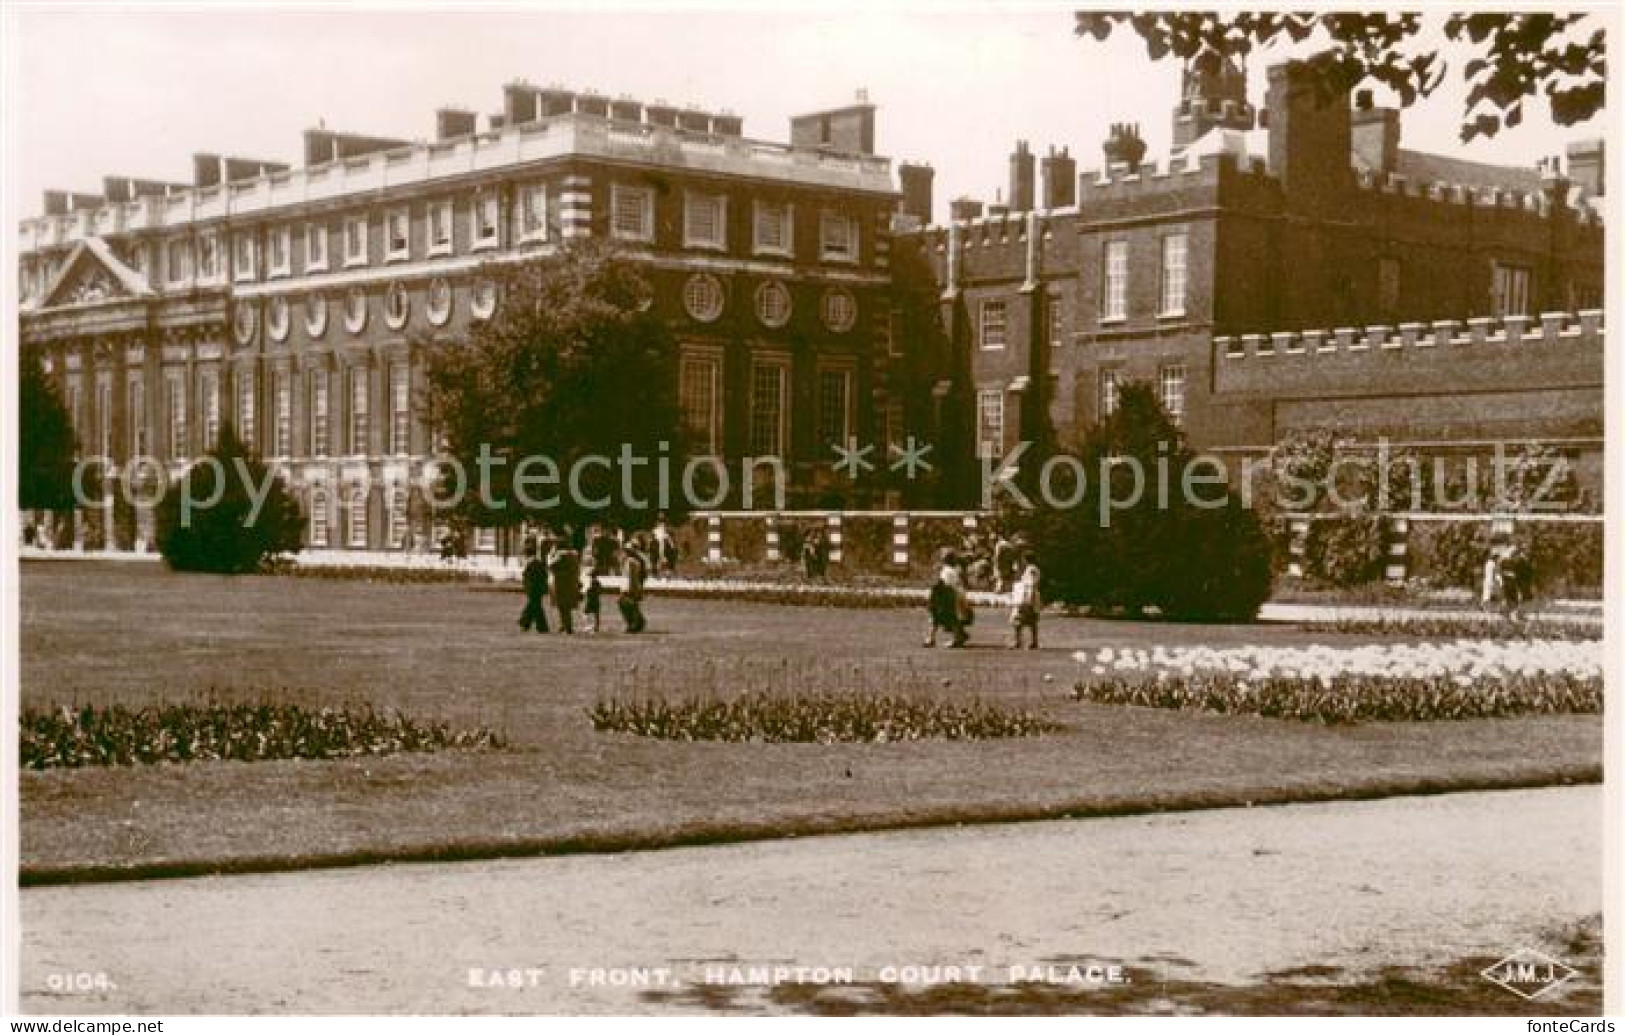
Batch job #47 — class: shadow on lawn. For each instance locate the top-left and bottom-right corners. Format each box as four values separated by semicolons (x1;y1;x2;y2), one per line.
639;917;1602;1016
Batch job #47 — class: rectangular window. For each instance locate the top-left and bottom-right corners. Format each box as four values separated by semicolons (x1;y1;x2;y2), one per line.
128;377;147;458
96;380;111;459
233;234;257;282
517;186;547;243
1099;368;1119;418
817;367;853;447
748;358;789;457
428;200;454;256
347;491;368;549
389;363;410;455
683;192;726;250
66;384;82;443
819;210;857;261
274;368;292;458
343;215;368;267
1158;363;1187;426
979;299;1007;349
473;194;500;249
1159;233;1188;316
237;373;255;451
976;389;1005;460
474;527;497;554
1377;256;1401;316
610;185;655;242
1103;239;1128;321
385;207;411;261
1491;262;1531;318
753;201;793;256
349;367;370;455
679;353;721;455
165;238;193;285
167;372;187;461
304;223;329;272
387;486;408;549
197;231;220;281
882;399;905;457
310;369;330;458
269;226;292;277
1048;287;1065;346
199;369;220;449
309;489;329;547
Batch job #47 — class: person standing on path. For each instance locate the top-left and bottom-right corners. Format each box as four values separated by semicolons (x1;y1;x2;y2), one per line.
548;538;582;635
620;541;649;633
517;538;550;634
583;566;604;634
924;548;968;648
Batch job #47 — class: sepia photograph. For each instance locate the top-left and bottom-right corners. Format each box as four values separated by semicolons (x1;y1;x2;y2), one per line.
2;1;1619;1023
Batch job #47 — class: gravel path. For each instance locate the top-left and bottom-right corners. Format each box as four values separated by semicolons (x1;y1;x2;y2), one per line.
21;786;1599;1015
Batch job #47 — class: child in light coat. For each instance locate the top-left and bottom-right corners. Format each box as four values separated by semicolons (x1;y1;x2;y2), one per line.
1009;557;1042;649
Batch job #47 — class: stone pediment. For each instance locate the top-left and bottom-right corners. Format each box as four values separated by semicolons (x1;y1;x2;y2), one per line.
34;238;154;311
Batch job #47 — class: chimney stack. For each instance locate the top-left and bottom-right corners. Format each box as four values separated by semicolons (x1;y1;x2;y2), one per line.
948;197;984;222
538;87;575;117
1102;123;1147;172
898;162;934;225
503;81;540;125
1567;138;1604;197
1266;58;1353;210
1351;91;1401;176
1008;140;1035;212
436;108;477;141
1040;146;1076;209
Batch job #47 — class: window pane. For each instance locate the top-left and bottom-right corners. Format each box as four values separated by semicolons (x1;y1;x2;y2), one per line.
1160;234;1187;315
1104;240;1128;320
749;363;786;456
817;369;851;446
679;356;720;454
977;389;1004;459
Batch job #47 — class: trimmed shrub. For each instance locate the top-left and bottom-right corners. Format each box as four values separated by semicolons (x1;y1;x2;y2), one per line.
1408;520;1492;589
721;516;767;564
1517;522;1603;597
156;423;303;574
1302;512;1387;587
842;515;893;572
1304;616;1600;641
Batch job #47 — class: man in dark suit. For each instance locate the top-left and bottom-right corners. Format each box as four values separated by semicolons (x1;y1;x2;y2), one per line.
518;537;550;634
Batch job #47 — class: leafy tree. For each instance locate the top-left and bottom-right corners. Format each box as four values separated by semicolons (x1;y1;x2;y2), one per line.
155;422;304;573
1075;11;1604;141
423;240;687;534
19;348;77;514
1002;382;1273;621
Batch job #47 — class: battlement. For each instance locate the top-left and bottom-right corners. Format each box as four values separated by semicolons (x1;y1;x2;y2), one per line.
1352;166;1601;225
1175;97;1255;121
1217;310;1604;360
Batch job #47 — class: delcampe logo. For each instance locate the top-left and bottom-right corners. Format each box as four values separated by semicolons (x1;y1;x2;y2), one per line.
1480;948;1578;1000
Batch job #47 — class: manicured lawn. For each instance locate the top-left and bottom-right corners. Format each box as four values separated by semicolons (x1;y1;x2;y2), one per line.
18;561;1601;881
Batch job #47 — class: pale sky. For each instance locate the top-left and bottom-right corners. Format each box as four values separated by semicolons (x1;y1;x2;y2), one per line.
10;4;1610;222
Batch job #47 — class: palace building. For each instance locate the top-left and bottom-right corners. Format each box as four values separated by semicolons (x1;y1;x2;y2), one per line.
18;83;906;553
17;55;1609;559
894;54;1606;499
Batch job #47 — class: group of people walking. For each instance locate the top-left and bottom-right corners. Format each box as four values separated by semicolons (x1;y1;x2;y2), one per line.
1481;539;1535;620
925;545;1042;649
518;523;659;636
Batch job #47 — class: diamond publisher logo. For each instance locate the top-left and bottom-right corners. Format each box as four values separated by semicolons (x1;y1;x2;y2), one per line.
1480;948;1577;1000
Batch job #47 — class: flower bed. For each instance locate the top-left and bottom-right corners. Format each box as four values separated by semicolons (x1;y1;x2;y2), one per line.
1073;641;1602;723
1302;616;1600;642
589;692;1058;743
21;700;503;769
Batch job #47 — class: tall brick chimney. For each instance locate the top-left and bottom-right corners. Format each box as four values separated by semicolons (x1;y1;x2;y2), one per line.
1040;146;1076;209
1008;140;1035;212
1567;138;1604;197
1266;59;1352;210
1350;89;1400;175
898;162;934;225
1102;123;1147;172
948;197;984;222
